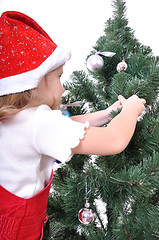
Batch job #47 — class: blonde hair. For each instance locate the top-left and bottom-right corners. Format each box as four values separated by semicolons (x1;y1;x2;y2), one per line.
0;88;58;121
0;90;35;120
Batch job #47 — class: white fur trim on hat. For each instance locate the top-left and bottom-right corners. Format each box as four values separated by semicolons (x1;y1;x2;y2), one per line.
0;46;71;96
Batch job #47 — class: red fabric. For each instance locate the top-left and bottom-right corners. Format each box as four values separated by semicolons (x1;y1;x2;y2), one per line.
0;11;57;79
0;171;53;240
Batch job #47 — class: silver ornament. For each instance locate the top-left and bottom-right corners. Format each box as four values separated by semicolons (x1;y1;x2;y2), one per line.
87;51;116;72
87;54;104;72
78;200;96;225
117;59;127;72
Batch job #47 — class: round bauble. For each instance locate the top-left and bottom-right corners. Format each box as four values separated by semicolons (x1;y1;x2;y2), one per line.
78;207;96;225
61;109;71;117
87;54;104;72
117;59;127;72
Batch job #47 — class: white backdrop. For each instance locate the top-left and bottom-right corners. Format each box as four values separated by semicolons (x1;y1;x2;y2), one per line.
0;0;159;81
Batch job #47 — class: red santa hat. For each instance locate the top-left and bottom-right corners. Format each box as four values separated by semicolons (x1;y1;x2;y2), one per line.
0;11;71;96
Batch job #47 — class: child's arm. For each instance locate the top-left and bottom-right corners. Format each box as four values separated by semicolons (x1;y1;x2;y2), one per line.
71;95;146;156
71;100;122;127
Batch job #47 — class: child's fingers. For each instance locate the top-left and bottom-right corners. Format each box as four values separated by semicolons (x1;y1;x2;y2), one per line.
141;98;146;105
118;95;146;106
118;95;126;104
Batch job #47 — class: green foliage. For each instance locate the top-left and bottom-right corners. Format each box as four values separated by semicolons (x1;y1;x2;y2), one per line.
44;0;159;239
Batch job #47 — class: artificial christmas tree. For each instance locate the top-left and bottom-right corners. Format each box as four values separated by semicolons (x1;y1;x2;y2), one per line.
44;0;159;239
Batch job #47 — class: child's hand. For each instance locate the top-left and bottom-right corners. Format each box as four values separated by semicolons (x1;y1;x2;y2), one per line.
118;95;146;116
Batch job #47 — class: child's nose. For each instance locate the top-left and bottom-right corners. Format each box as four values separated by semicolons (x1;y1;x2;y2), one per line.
62;86;65;94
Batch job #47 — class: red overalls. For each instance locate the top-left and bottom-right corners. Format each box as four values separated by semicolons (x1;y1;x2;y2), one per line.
0;171;53;240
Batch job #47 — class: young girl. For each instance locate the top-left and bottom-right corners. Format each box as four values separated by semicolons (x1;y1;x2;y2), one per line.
0;11;146;240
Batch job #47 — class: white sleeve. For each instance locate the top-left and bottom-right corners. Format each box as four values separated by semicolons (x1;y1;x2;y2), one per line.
33;105;89;164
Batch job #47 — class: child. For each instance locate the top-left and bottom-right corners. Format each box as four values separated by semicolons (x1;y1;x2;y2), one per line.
0;11;146;240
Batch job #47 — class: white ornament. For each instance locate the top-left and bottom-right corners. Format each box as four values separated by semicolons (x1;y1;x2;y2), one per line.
117;59;127;72
87;51;116;72
87;54;104;72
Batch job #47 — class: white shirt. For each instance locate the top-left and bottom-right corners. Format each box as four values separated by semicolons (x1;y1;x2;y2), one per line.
0;105;89;198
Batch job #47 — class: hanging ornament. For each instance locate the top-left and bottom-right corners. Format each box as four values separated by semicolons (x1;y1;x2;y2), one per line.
87;51;116;72
78;180;96;225
78;200;96;225
87;54;104;72
61;109;71;117
61;101;83;117
117;59;127;72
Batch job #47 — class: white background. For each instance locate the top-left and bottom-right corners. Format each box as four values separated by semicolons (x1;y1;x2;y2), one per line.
0;0;159;80
1;0;158;223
